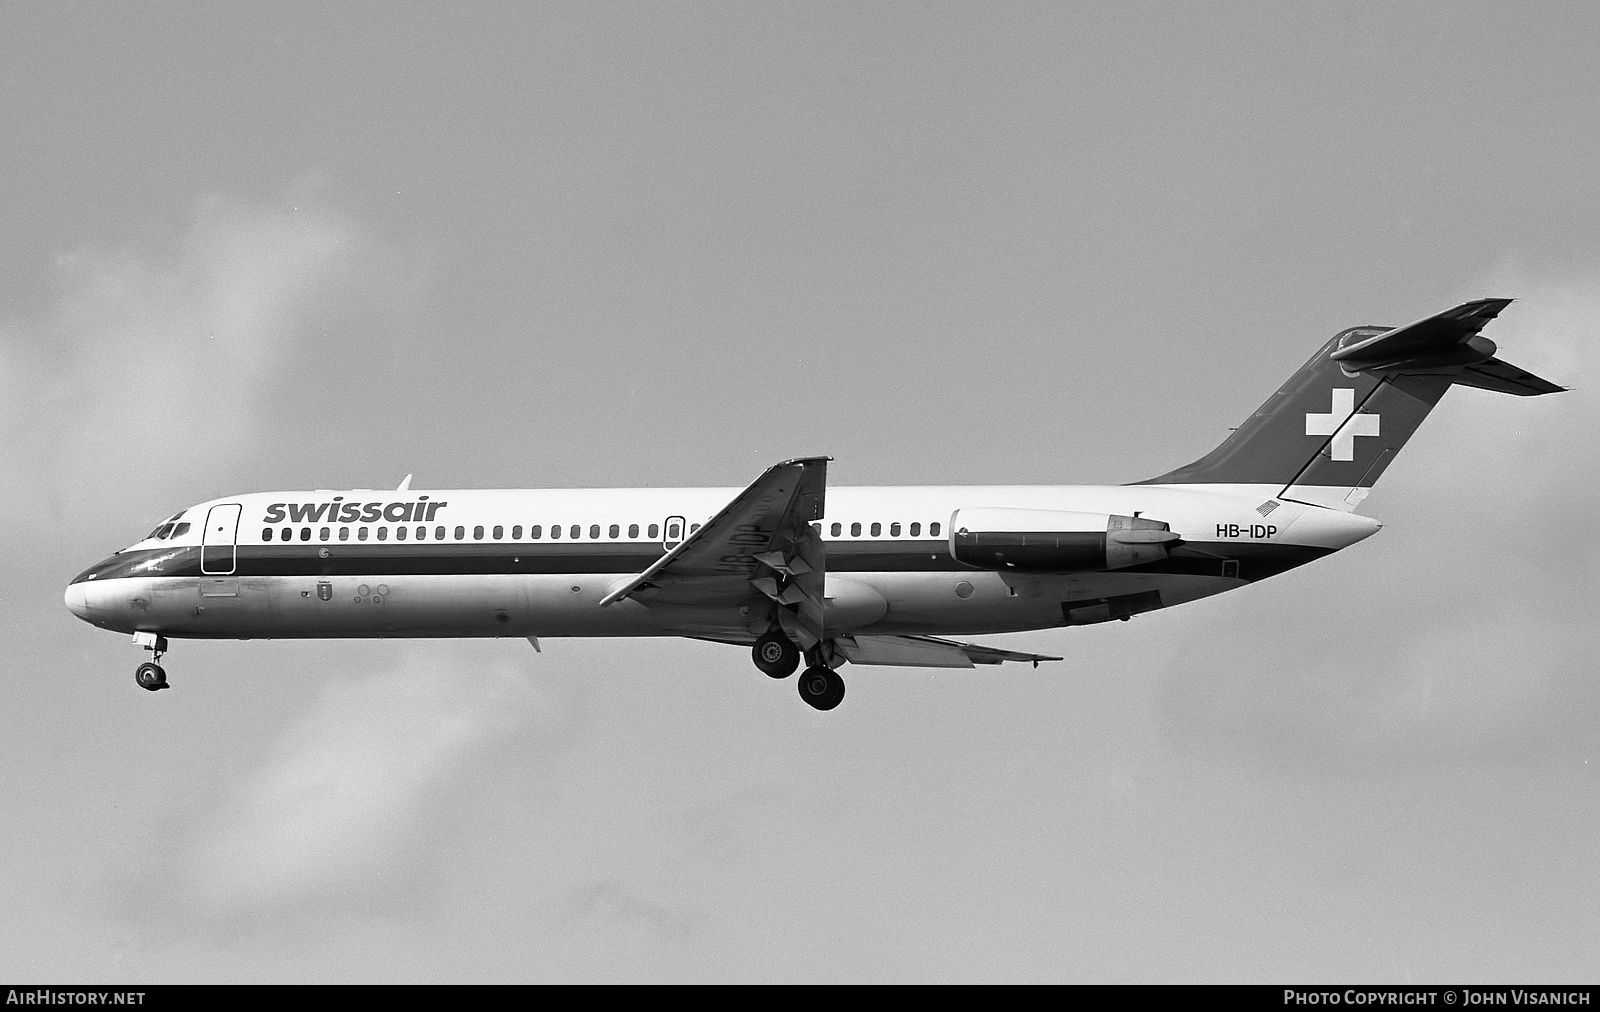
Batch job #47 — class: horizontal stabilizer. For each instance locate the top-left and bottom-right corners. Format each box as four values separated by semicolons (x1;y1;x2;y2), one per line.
1455;356;1565;396
1329;297;1511;364
836;634;1061;669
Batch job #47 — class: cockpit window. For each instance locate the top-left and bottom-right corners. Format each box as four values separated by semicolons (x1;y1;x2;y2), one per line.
144;513;184;541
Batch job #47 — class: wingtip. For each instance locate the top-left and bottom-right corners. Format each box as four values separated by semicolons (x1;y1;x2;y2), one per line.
1476;296;1517;320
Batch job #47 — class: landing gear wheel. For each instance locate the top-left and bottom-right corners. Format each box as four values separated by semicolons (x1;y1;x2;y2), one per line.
135;662;169;692
797;665;845;711
752;631;800;678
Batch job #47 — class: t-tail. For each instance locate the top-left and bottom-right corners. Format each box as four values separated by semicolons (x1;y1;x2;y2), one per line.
1137;299;1564;510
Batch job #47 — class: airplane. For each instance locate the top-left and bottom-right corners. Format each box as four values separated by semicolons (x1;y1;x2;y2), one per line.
65;299;1562;710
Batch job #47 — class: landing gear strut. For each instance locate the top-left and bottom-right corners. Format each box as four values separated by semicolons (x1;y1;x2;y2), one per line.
797;664;845;711
752;630;800;678
133;632;169;692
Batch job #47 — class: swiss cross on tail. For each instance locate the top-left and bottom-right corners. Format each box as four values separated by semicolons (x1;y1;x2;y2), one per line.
1305;388;1380;461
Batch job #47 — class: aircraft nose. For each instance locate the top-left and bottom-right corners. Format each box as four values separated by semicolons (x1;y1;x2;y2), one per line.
64;581;93;621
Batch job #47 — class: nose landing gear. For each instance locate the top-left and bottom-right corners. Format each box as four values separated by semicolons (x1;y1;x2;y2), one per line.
135;662;169;691
132;632;170;692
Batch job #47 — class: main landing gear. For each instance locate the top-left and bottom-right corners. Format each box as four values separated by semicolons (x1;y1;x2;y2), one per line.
751;631;845;709
132;632;170;692
797;664;845;711
751;631;800;678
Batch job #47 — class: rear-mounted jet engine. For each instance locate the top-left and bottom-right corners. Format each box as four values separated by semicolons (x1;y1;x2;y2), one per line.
949;508;1180;572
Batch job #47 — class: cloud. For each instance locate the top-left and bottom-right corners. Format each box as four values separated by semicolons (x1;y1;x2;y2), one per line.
0;187;412;532
133;649;571;929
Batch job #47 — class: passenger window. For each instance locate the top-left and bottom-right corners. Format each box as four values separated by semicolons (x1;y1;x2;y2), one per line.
851;522;861;537
930;522;941;537
890;522;901;537
396;526;407;541
910;522;921;537
474;526;485;540
570;525;580;539
339;527;350;541
550;525;561;539
301;527;311;541
320;527;330;541
435;526;445;540
690;523;700;533
281;527;292;542
376;527;388;541
609;524;619;538
358;527;369;542
512;525;522;539
589;524;600;539
870;522;881;537
830;522;841;537
493;525;503;540
648;523;659;538
454;526;465;540
531;525;542;539
415;526;426;540
628;523;639;538
262;527;273;541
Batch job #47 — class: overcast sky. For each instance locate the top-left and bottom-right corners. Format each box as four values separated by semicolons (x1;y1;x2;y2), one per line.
4;3;1597;982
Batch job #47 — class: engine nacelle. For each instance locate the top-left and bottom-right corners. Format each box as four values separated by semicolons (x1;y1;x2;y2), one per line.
949;508;1180;573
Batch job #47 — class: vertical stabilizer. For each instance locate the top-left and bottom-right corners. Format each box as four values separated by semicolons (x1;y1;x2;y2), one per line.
1137;299;1562;510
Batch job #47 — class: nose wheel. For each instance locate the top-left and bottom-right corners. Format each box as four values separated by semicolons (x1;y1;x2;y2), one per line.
797;665;845;710
133;632;170;692
135;662;169;691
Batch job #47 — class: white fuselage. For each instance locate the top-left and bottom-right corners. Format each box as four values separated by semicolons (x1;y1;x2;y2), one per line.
65;482;1380;645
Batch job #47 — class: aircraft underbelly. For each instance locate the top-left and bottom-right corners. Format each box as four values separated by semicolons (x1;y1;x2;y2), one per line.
844;570;1240;637
84;567;1243;642
99;574;673;639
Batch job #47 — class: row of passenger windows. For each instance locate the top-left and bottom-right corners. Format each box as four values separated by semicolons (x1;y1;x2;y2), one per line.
263;523;667;543
830;521;939;538
262;520;944;543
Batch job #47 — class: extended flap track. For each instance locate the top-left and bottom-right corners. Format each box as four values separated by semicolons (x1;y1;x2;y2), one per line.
749;527;826;650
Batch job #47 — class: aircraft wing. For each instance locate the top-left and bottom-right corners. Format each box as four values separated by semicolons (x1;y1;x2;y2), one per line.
599;457;830;646
835;634;1061;669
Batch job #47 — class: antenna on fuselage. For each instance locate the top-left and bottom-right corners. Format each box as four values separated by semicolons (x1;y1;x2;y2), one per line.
396;474;413;492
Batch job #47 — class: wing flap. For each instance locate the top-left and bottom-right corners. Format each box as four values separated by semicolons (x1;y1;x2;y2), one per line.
836;634;1061;669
